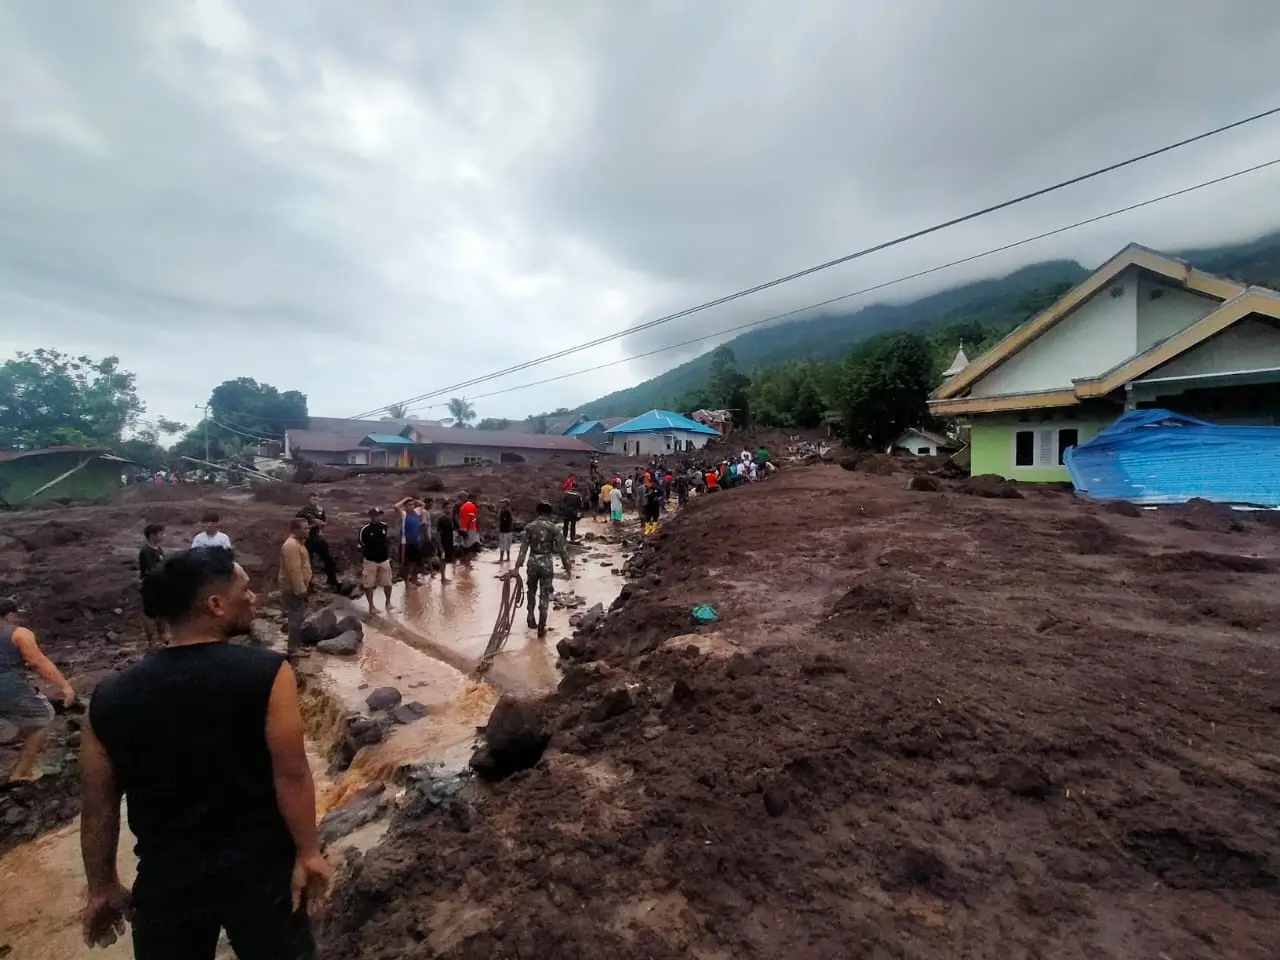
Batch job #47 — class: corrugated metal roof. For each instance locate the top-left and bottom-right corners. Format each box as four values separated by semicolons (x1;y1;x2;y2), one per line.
362;434;414;445
1065;409;1280;505
607;410;721;436
286;430;368;453
403;425;595;452
565;420;602;436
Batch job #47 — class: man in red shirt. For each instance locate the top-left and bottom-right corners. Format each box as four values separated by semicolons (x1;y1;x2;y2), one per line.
458;495;479;558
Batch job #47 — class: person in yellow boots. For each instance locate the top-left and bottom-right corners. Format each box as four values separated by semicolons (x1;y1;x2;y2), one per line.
643;480;663;536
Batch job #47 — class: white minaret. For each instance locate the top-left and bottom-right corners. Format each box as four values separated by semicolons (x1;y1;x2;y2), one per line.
942;344;969;378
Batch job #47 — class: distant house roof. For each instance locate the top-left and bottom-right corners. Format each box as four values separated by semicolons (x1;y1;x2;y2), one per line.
565;420;602;436
607;410;722;436
0;446;113;462
892;427;956;449
361;434;415;445
691;408;732;424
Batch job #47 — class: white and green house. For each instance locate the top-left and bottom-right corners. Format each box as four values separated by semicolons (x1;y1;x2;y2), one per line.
930;243;1280;482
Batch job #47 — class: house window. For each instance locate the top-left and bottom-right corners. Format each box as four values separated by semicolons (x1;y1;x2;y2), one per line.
1014;431;1035;467
664;434;673;450
916;446;930;455
1057;429;1079;465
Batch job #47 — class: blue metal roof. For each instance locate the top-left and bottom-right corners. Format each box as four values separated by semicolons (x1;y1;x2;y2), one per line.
565;420;602;436
1064;409;1280;506
606;410;721;436
362;434;415;445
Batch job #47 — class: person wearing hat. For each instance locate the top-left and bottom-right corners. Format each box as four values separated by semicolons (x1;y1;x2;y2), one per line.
358;507;394;615
1;597;76;782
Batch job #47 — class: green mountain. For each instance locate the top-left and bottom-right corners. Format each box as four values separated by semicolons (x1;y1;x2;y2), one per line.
578;231;1280;418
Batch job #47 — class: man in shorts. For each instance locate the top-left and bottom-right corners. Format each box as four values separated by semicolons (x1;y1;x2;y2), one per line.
358;507;393;615
1;597;76;782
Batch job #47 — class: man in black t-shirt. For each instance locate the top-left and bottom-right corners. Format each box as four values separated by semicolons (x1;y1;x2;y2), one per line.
358;507;393;615
81;547;331;958
138;524;166;647
497;499;514;563
295;493;339;589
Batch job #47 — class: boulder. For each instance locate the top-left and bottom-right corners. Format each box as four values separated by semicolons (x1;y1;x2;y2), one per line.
300;607;339;646
248;619;277;647
365;686;403;711
334;616;364;640
905;475;940;492
579;602;606;633
317;631;362;656
589;685;637;722
346;716;385;748
470;696;548;782
390;701;429;725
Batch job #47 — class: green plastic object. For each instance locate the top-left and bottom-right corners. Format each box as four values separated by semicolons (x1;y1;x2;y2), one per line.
691;604;719;624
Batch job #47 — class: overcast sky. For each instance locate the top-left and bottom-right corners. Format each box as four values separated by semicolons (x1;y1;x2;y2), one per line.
4;0;1280;434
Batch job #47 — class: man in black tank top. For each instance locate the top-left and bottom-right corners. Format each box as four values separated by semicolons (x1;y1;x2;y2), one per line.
80;547;332;959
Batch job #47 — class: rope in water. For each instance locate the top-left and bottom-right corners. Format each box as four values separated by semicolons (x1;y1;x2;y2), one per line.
477;570;524;672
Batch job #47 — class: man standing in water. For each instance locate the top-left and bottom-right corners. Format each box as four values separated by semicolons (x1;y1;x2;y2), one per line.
279;518;312;655
80;547;332;957
0;598;76;783
358;507;393;615
512;501;572;637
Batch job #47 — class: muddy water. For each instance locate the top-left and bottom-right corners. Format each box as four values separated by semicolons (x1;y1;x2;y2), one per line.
0;538;627;959
311;540;626;807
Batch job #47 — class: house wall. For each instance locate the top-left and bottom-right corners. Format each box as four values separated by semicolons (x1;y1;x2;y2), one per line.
970;269;1139;397
0;453;122;506
892;435;943;456
609;431;711;457
430;443;561;466
1136;278;1219;350
1139;382;1280;426
1137;319;1280;380
969;410;1114;482
296;448;367;465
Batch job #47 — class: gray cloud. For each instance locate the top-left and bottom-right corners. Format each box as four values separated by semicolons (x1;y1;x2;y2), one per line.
2;0;1280;426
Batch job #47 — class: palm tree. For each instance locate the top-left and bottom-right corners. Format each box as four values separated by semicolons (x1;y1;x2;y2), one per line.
447;397;476;428
385;402;409;419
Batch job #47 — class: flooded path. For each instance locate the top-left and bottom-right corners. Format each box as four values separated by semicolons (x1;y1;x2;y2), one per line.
0;537;628;959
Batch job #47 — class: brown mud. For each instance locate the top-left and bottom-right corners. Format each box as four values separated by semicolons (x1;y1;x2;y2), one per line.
322;465;1280;960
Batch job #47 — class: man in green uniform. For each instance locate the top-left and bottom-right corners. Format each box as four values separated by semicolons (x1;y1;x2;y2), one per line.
512;501;572;637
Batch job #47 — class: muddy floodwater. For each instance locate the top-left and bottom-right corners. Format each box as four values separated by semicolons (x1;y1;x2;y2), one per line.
0;539;627;960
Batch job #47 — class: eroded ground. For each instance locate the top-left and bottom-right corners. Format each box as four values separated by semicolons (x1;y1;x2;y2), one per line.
322;464;1280;960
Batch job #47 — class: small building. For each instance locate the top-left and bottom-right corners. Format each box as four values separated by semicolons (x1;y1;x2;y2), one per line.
888;427;956;456
930;243;1280;482
605;409;721;456
690;409;733;434
359;434;416;468
0;447;134;507
563;417;627;450
284;430;371;465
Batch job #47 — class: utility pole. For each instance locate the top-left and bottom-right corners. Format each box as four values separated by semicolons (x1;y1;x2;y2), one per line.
196;403;210;462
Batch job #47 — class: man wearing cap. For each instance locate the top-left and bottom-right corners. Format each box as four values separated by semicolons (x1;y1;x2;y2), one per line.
511;501;572;637
358;507;393;615
1;597;76;782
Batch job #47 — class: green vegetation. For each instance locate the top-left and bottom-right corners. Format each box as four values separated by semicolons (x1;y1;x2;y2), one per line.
446;396;476;428
173;378;308;462
0;350;146;451
577;231;1280;424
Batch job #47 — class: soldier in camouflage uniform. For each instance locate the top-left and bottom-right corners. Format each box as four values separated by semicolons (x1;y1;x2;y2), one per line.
512;500;573;636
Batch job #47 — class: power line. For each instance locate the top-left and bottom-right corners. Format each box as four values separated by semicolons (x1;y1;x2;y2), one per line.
208;418;281;443
350;105;1280;419
446;155;1280;407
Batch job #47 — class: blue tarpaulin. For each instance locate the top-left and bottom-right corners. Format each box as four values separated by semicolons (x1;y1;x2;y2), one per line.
1064;409;1280;506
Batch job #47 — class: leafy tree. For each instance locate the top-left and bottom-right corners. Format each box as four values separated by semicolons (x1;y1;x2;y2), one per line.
837;333;935;449
0;350;145;450
525;415;549;434
707;346;751;426
446;397;476;428
173;378;307;462
385;402;410;419
476;417;512;431
791;373;825;428
115;418;188;471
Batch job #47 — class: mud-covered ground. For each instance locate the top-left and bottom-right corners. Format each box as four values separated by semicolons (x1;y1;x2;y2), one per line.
0;454;614;851
323;464;1280;960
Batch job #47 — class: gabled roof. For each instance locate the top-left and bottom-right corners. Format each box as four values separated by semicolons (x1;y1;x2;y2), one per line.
565;420;602;436
893;427;956;449
404;424;594;452
934;243;1244;402
286;430;367;453
607;410;722;436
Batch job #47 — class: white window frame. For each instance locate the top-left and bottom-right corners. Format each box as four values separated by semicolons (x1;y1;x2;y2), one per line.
1012;427;1072;470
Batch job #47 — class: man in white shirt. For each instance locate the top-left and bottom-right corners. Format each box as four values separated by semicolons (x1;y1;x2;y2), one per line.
191;511;233;550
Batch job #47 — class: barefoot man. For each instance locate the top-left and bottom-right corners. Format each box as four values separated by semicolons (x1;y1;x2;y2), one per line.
0;597;76;783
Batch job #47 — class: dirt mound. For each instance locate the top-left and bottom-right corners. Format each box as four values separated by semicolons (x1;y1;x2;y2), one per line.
1101;500;1143;518
828;580;914;622
1059;515;1132;555
291;461;348;484
959;474;1023;499
1167;498;1247;534
251;481;306;506
1149;550;1275;574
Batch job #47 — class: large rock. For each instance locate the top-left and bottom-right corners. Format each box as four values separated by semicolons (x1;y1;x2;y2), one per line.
300;607;340;646
334;616;364;640
390;701;429;725
469;696;549;782
365;686;403;711
905;475;940;492
317;631;362;656
579;602;605;633
248;619;277;647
